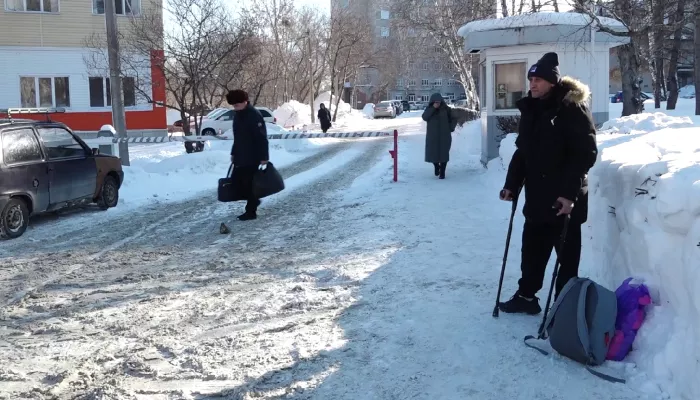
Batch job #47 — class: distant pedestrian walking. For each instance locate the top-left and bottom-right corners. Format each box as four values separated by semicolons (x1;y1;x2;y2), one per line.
422;93;456;179
318;103;332;133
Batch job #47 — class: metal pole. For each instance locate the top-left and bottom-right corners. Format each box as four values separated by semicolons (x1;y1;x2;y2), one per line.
307;30;315;124
105;0;130;166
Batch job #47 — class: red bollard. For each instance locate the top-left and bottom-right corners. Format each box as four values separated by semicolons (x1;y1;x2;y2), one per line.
388;129;398;182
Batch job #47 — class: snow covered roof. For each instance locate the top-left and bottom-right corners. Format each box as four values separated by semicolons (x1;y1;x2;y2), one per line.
458;12;627;36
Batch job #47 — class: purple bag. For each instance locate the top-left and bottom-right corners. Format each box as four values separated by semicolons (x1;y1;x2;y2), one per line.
606;277;652;361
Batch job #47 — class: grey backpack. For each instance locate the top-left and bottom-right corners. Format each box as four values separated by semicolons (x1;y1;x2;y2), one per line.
524;277;624;383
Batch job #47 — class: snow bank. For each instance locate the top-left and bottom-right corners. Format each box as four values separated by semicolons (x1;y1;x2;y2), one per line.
679;85;695;99
116;140;329;210
458;11;625;36
601;112;694;134
587;116;700;399
362;103;375;118
273;92;369;130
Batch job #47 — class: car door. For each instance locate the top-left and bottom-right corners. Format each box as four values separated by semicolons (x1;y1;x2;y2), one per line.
35;126;97;205
0;127;50;213
214;110;234;133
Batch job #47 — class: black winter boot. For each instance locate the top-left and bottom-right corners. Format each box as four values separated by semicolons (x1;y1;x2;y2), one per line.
439;162;447;179
498;291;542;315
433;163;440;176
237;212;257;221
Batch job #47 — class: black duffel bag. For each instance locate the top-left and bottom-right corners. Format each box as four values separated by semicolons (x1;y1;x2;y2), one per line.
252;162;285;199
218;164;246;202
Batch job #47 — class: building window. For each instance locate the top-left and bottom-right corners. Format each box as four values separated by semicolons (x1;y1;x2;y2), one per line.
445;93;454;100
494;62;526;110
421;79;429;86
408;94;415;101
394;95;403;100
380;9;389;19
1;128;44;165
434;78;442;86
434;62;442;70
19;76;70;108
5;0;58;12
408;79;416;86
396;78;403;87
420;95;430;102
422;62;428;70
380;27;390;37
89;77;136;107
93;0;140;15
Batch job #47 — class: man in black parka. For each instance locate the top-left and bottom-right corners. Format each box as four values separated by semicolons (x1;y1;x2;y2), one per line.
226;89;270;221
498;52;598;315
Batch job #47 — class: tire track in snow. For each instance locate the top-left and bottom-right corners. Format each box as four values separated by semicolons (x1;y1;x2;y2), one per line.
0;137;394;399
0;141;352;308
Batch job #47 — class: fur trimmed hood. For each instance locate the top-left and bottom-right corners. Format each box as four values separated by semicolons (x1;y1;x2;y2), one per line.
559;76;591;105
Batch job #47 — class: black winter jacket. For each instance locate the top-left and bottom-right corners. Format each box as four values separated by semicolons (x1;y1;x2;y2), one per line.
504;76;598;224
230;104;270;167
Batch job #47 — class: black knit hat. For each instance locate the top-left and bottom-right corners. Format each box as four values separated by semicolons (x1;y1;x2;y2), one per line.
226;89;249;105
527;52;561;85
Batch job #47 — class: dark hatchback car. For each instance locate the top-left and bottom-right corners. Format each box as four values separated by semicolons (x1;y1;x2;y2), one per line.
0;109;124;239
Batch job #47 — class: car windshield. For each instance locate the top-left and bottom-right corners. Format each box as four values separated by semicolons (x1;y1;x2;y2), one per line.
206;109;227;119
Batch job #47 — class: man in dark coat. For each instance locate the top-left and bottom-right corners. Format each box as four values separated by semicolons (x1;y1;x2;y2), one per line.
226;89;270;221
318;103;332;133
422;92;456;179
498;52;598;315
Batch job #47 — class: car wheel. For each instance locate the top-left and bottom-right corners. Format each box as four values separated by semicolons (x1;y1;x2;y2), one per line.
0;198;29;240
202;128;216;136
98;176;119;210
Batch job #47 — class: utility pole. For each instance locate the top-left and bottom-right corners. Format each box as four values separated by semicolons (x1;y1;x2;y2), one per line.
307;30;315;124
105;0;130;166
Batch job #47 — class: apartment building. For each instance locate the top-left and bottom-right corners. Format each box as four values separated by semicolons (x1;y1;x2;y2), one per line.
333;0;468;107
0;0;166;136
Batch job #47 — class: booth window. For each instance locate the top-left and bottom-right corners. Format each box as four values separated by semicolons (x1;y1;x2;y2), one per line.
494;62;526;110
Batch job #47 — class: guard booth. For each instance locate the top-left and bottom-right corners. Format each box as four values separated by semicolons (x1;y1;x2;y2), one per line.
457;12;629;165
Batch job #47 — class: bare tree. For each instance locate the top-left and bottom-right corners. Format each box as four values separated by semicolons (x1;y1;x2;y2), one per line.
694;0;700;114
575;1;646;116
392;0;492;109
325;4;374;120
665;0;689;109
84;0;257;135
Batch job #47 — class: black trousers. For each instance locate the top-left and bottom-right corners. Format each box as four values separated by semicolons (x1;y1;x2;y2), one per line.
518;218;582;299
235;165;260;214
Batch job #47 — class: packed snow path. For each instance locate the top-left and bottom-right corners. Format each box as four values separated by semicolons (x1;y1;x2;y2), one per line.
0;115;651;399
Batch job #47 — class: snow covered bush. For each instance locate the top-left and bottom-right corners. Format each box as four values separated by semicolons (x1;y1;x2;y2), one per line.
586;115;700;399
495;116;520;138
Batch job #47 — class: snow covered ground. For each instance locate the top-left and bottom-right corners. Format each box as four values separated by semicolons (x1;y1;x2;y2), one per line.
0;99;698;399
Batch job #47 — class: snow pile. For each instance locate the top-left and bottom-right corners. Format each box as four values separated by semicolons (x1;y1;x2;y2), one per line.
679;84;695;99
586;126;700;399
273;100;310;129
116;140;329;210
601;112;694;135
273;92;369;130
362;103;375;118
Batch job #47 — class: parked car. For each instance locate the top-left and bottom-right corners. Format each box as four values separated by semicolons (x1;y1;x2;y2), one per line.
374;101;397;118
0;108;124;239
